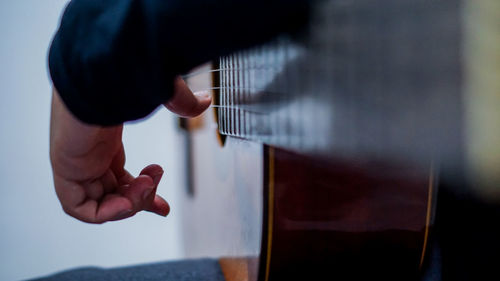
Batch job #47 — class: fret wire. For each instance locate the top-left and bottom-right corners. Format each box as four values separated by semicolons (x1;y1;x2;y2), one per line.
242;51;247;137
234;54;238;136
241;53;245;137
238;52;243;137
240;53;245;136
233;55;237;136
218;58;221;135
237;53;242;136
209;106;267;115
234;54;238;137
232;54;237;136
250;49;256;137
218;57;221;135
227;56;234;135
221;57;226;135
216;58;221;134
222;57;227;135
229;54;234;136
225;56;230;135
244;51;249;137
225;58;228;135
229;56;233;135
228;55;234;135
224;56;228;135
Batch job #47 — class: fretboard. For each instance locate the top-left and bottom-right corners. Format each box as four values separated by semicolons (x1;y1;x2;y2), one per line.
212;0;466;168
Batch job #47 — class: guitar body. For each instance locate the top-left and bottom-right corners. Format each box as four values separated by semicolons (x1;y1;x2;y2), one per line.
176;0;472;279
262;147;433;280
180;66;434;281
179;128;263;281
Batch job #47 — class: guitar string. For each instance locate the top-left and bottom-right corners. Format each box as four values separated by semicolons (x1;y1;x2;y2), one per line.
186;56;289;132
181;66;278;79
181;64;335;79
192;86;285;93
209;104;267;115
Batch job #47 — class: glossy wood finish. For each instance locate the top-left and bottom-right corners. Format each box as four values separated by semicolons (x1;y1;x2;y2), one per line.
261;146;434;280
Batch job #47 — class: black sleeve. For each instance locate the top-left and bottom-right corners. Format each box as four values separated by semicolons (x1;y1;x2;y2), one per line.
48;0;310;126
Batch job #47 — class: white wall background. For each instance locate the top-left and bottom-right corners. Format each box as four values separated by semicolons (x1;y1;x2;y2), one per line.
0;1;185;280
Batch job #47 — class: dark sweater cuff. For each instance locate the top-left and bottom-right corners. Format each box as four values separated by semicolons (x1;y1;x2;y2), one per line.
48;28;172;126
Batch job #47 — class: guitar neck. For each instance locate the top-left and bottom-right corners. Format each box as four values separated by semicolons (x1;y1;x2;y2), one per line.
213;0;464;169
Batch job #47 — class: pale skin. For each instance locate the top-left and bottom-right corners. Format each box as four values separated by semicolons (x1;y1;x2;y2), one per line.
50;77;211;224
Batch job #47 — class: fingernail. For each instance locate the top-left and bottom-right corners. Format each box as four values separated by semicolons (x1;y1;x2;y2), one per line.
142;188;154;200
113;209;132;220
194;91;211;100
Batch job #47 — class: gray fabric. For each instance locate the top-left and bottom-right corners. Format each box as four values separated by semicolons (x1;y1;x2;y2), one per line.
28;258;225;281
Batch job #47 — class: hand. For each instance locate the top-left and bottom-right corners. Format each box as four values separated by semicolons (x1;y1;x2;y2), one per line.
50;77;211;223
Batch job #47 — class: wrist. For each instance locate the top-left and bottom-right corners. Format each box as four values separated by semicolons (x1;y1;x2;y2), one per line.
50;88;123;180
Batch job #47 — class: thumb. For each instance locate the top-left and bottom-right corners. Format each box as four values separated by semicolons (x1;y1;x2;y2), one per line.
164;77;211;117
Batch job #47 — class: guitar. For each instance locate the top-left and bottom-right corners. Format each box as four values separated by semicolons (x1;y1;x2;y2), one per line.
176;0;498;280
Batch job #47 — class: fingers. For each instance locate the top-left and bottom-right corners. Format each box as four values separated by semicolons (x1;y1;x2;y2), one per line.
117;164;169;217
56;165;170;224
139;164;170;216
56;164;169;224
164;77;212;117
73;195;134;223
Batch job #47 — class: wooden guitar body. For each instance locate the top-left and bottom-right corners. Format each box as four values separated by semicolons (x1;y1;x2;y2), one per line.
180;68;434;281
262;147;433;280
176;0;478;279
